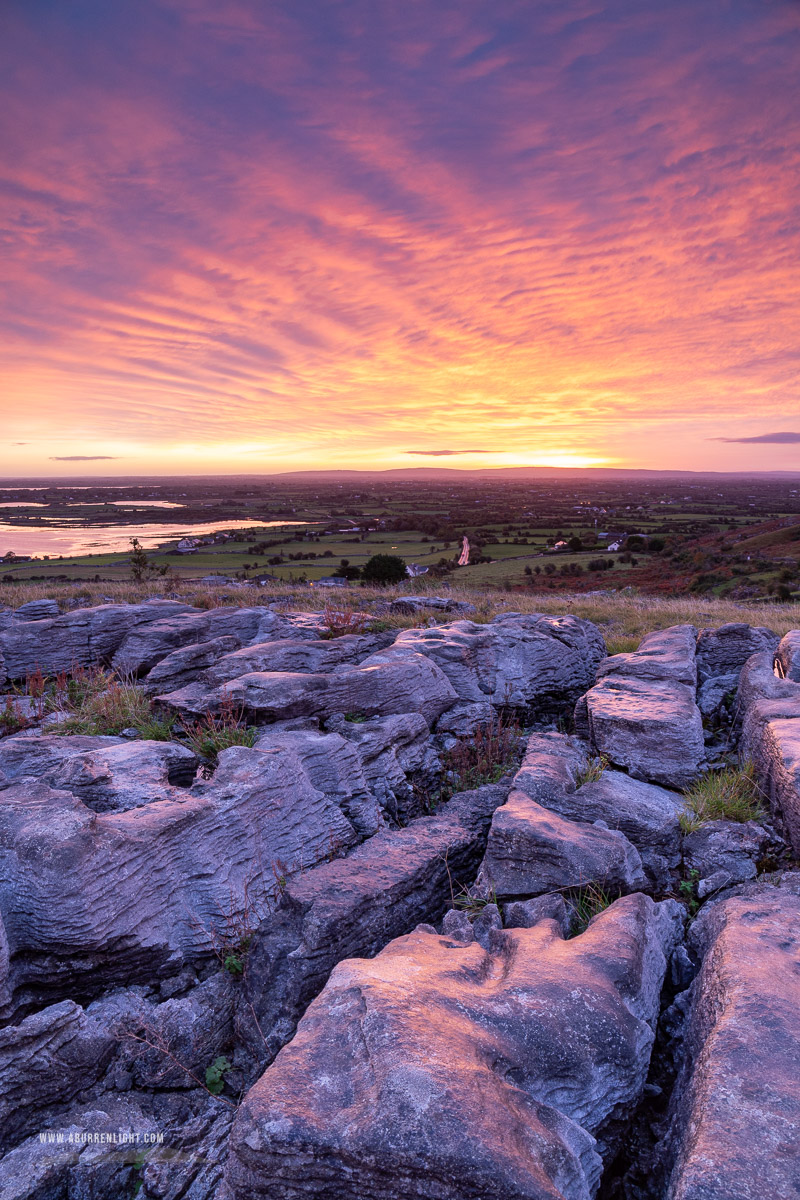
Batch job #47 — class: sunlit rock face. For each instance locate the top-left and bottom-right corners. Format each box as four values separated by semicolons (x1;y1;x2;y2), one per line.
738;651;800;852
224;894;681;1200
663;882;800;1200
2;603;798;1200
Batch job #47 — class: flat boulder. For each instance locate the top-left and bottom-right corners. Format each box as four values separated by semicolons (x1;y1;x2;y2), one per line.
0;733;125;785
597;625;698;688
664;885;800;1199
43;739;199;812
204;632;393;683
476;789;646;899
225;894;681;1200
141;634;242;694
577;675;705;789
495;732;684;888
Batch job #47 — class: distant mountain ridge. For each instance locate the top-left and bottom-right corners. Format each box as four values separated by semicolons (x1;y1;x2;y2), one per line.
3;466;800;485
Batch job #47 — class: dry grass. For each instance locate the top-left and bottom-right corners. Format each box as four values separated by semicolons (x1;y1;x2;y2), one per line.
679;762;767;833
443;715;522;795
182;696;259;762
0;579;798;644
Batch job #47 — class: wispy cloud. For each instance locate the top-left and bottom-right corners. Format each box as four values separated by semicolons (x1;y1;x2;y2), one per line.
711;433;800;444
49;455;120;461
406;449;494;456
1;0;799;472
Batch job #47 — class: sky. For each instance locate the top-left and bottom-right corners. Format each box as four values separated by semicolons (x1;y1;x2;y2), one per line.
1;0;799;477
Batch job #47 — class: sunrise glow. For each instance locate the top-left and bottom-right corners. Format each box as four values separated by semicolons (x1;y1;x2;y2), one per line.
1;0;799;476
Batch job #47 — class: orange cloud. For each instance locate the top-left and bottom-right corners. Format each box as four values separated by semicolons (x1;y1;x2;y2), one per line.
0;0;799;475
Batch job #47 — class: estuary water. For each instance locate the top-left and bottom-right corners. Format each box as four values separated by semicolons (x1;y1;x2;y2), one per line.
0;519;310;558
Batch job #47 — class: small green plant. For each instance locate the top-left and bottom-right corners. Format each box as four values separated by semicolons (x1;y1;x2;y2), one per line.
679;869;701;916
566;882;613;935
344;711;368;723
574;754;609;788
182;695;258;762
223;951;245;976
204;1055;233;1095
679;762;766;833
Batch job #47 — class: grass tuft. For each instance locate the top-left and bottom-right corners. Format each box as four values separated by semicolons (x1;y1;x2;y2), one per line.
182;696;258;762
679;762;766;833
574;754;609;788
566;883;613;935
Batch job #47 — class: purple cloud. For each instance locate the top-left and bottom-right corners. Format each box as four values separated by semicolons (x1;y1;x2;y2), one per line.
712;432;800;444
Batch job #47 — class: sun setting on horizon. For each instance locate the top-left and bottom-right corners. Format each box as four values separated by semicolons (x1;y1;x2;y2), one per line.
1;0;799;477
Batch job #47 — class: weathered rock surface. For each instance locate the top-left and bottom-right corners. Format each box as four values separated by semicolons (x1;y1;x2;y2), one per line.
683;819;774;897
205;632;393;683
0;733;125;786
597;625;698;687
141;634;242;695
0;1000;114;1152
0;600;193;681
324;711;441;823
502;893;571;935
11;599;61;621
663;885;800;1199
236;784;509;1066
88;972;236;1091
380;612;606;710
695;621;779;681
112;606;311;678
252;726;384;836
697;672;738;717
0;743;369;1018
225;894;681;1200
387;595;477;614
476;790;646;899
775;628;800;682
157;651;458;726
577;676;705;789
739;649;800;852
494;732;684;889
24;738;199;812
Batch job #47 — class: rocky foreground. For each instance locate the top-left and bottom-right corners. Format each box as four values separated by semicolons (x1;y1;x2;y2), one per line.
0;597;798;1198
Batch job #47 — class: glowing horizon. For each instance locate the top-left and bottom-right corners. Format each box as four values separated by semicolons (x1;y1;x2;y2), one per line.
1;0;799;477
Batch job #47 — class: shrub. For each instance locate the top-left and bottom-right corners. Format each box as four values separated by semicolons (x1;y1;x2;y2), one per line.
361;554;407;585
